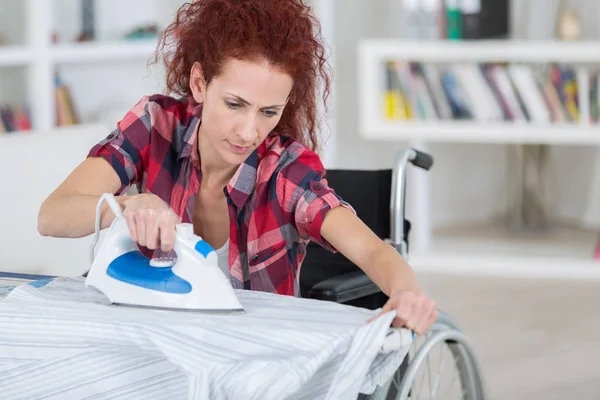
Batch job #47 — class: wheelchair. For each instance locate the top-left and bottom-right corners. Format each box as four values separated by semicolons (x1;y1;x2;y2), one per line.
300;148;487;400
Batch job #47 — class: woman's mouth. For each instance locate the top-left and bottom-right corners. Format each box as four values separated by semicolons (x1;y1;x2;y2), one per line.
229;142;251;154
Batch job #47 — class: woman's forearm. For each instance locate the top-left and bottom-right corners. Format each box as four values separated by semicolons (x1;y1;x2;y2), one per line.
321;207;435;332
38;194;126;238
366;242;422;297
321;207;423;297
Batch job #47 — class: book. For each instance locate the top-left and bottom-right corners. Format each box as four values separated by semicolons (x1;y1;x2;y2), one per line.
380;60;599;125
461;0;510;39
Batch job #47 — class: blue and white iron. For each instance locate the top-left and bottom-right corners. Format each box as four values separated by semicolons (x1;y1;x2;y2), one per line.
85;193;244;313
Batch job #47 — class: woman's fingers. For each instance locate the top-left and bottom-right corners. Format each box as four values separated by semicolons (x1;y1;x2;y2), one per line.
124;211;138;242
158;211;177;252
414;300;436;335
122;194;179;251
393;299;413;329
120;194;181;263
134;212;147;247
145;210;160;250
384;290;437;335
427;308;439;332
368;292;437;336
407;297;424;332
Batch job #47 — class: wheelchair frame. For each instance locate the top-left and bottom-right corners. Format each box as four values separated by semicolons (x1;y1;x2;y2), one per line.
367;148;486;400
305;148;487;400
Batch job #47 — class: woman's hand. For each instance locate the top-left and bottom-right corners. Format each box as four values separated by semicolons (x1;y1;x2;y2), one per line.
321;207;438;335
370;289;438;335
122;194;179;252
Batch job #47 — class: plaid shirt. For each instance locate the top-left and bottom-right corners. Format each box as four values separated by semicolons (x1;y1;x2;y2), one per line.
88;95;354;296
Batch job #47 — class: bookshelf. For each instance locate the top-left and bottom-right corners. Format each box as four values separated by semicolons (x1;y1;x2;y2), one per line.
0;0;176;133
358;39;600;142
358;39;600;279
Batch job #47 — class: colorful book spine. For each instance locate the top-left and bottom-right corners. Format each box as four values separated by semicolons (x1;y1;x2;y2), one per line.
445;0;462;40
381;60;600;125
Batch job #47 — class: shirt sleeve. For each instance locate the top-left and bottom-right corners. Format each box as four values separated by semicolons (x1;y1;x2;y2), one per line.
277;148;356;253
87;96;153;194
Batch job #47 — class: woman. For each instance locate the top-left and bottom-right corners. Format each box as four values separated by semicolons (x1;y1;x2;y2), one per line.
37;0;437;335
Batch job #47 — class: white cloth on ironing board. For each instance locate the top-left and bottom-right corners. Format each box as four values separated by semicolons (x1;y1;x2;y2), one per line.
0;277;411;400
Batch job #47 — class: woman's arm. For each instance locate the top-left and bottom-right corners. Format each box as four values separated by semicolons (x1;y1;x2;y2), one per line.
320;206;437;334
37;157;125;238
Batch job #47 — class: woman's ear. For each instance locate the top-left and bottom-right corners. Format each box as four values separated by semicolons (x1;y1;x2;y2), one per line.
189;62;207;103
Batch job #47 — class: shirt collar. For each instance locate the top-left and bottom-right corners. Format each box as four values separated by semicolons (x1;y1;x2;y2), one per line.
176;96;203;168
225;142;266;209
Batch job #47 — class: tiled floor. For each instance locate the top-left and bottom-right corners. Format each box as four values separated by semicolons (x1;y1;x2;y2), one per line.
417;272;600;400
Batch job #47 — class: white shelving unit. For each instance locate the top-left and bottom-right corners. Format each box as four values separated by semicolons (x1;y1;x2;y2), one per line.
0;46;32;66
0;0;170;133
358;39;600;144
51;41;158;63
362;122;600;145
359;39;600;64
358;39;600;279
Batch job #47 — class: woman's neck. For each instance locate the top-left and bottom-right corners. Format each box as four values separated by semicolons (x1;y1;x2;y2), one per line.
197;127;238;191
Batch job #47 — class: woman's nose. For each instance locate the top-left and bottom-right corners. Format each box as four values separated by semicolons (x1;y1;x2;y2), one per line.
238;115;258;143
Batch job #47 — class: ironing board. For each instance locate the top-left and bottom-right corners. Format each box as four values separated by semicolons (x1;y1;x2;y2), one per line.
0;273;412;400
0;272;55;296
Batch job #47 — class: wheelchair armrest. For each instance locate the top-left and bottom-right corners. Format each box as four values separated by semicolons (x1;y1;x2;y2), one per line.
307;270;380;303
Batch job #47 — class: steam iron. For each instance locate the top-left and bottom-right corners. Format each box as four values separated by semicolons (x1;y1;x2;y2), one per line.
85;193;244;313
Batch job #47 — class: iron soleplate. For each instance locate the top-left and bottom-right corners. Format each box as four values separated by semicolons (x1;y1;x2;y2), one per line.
110;302;245;315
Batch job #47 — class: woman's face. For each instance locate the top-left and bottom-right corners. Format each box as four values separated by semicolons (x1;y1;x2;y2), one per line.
190;58;293;166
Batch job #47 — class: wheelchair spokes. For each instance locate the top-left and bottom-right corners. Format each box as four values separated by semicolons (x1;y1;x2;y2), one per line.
400;330;468;399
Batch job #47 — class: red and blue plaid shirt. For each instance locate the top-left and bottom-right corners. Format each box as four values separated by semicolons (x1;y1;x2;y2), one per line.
88;95;354;296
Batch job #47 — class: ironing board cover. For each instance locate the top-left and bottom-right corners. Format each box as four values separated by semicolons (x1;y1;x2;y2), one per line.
0;276;410;400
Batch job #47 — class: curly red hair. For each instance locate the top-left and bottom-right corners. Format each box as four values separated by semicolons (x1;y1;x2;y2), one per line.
153;0;331;153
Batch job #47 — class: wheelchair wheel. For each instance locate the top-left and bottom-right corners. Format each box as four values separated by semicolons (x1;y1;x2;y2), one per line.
369;310;486;400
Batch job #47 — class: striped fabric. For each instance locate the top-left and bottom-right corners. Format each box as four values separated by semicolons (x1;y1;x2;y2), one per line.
0;277;410;400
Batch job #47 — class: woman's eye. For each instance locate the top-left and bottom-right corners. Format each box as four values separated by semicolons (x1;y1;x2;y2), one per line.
226;101;240;109
263;110;278;117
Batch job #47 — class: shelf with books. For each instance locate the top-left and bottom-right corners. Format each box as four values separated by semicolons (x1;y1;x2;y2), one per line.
358;39;600;279
0;65;33;133
0;0;176;132
52;60;164;131
358;39;600;144
0;103;32;134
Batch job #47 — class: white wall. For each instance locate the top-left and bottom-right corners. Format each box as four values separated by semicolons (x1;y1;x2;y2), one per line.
0;125;110;276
